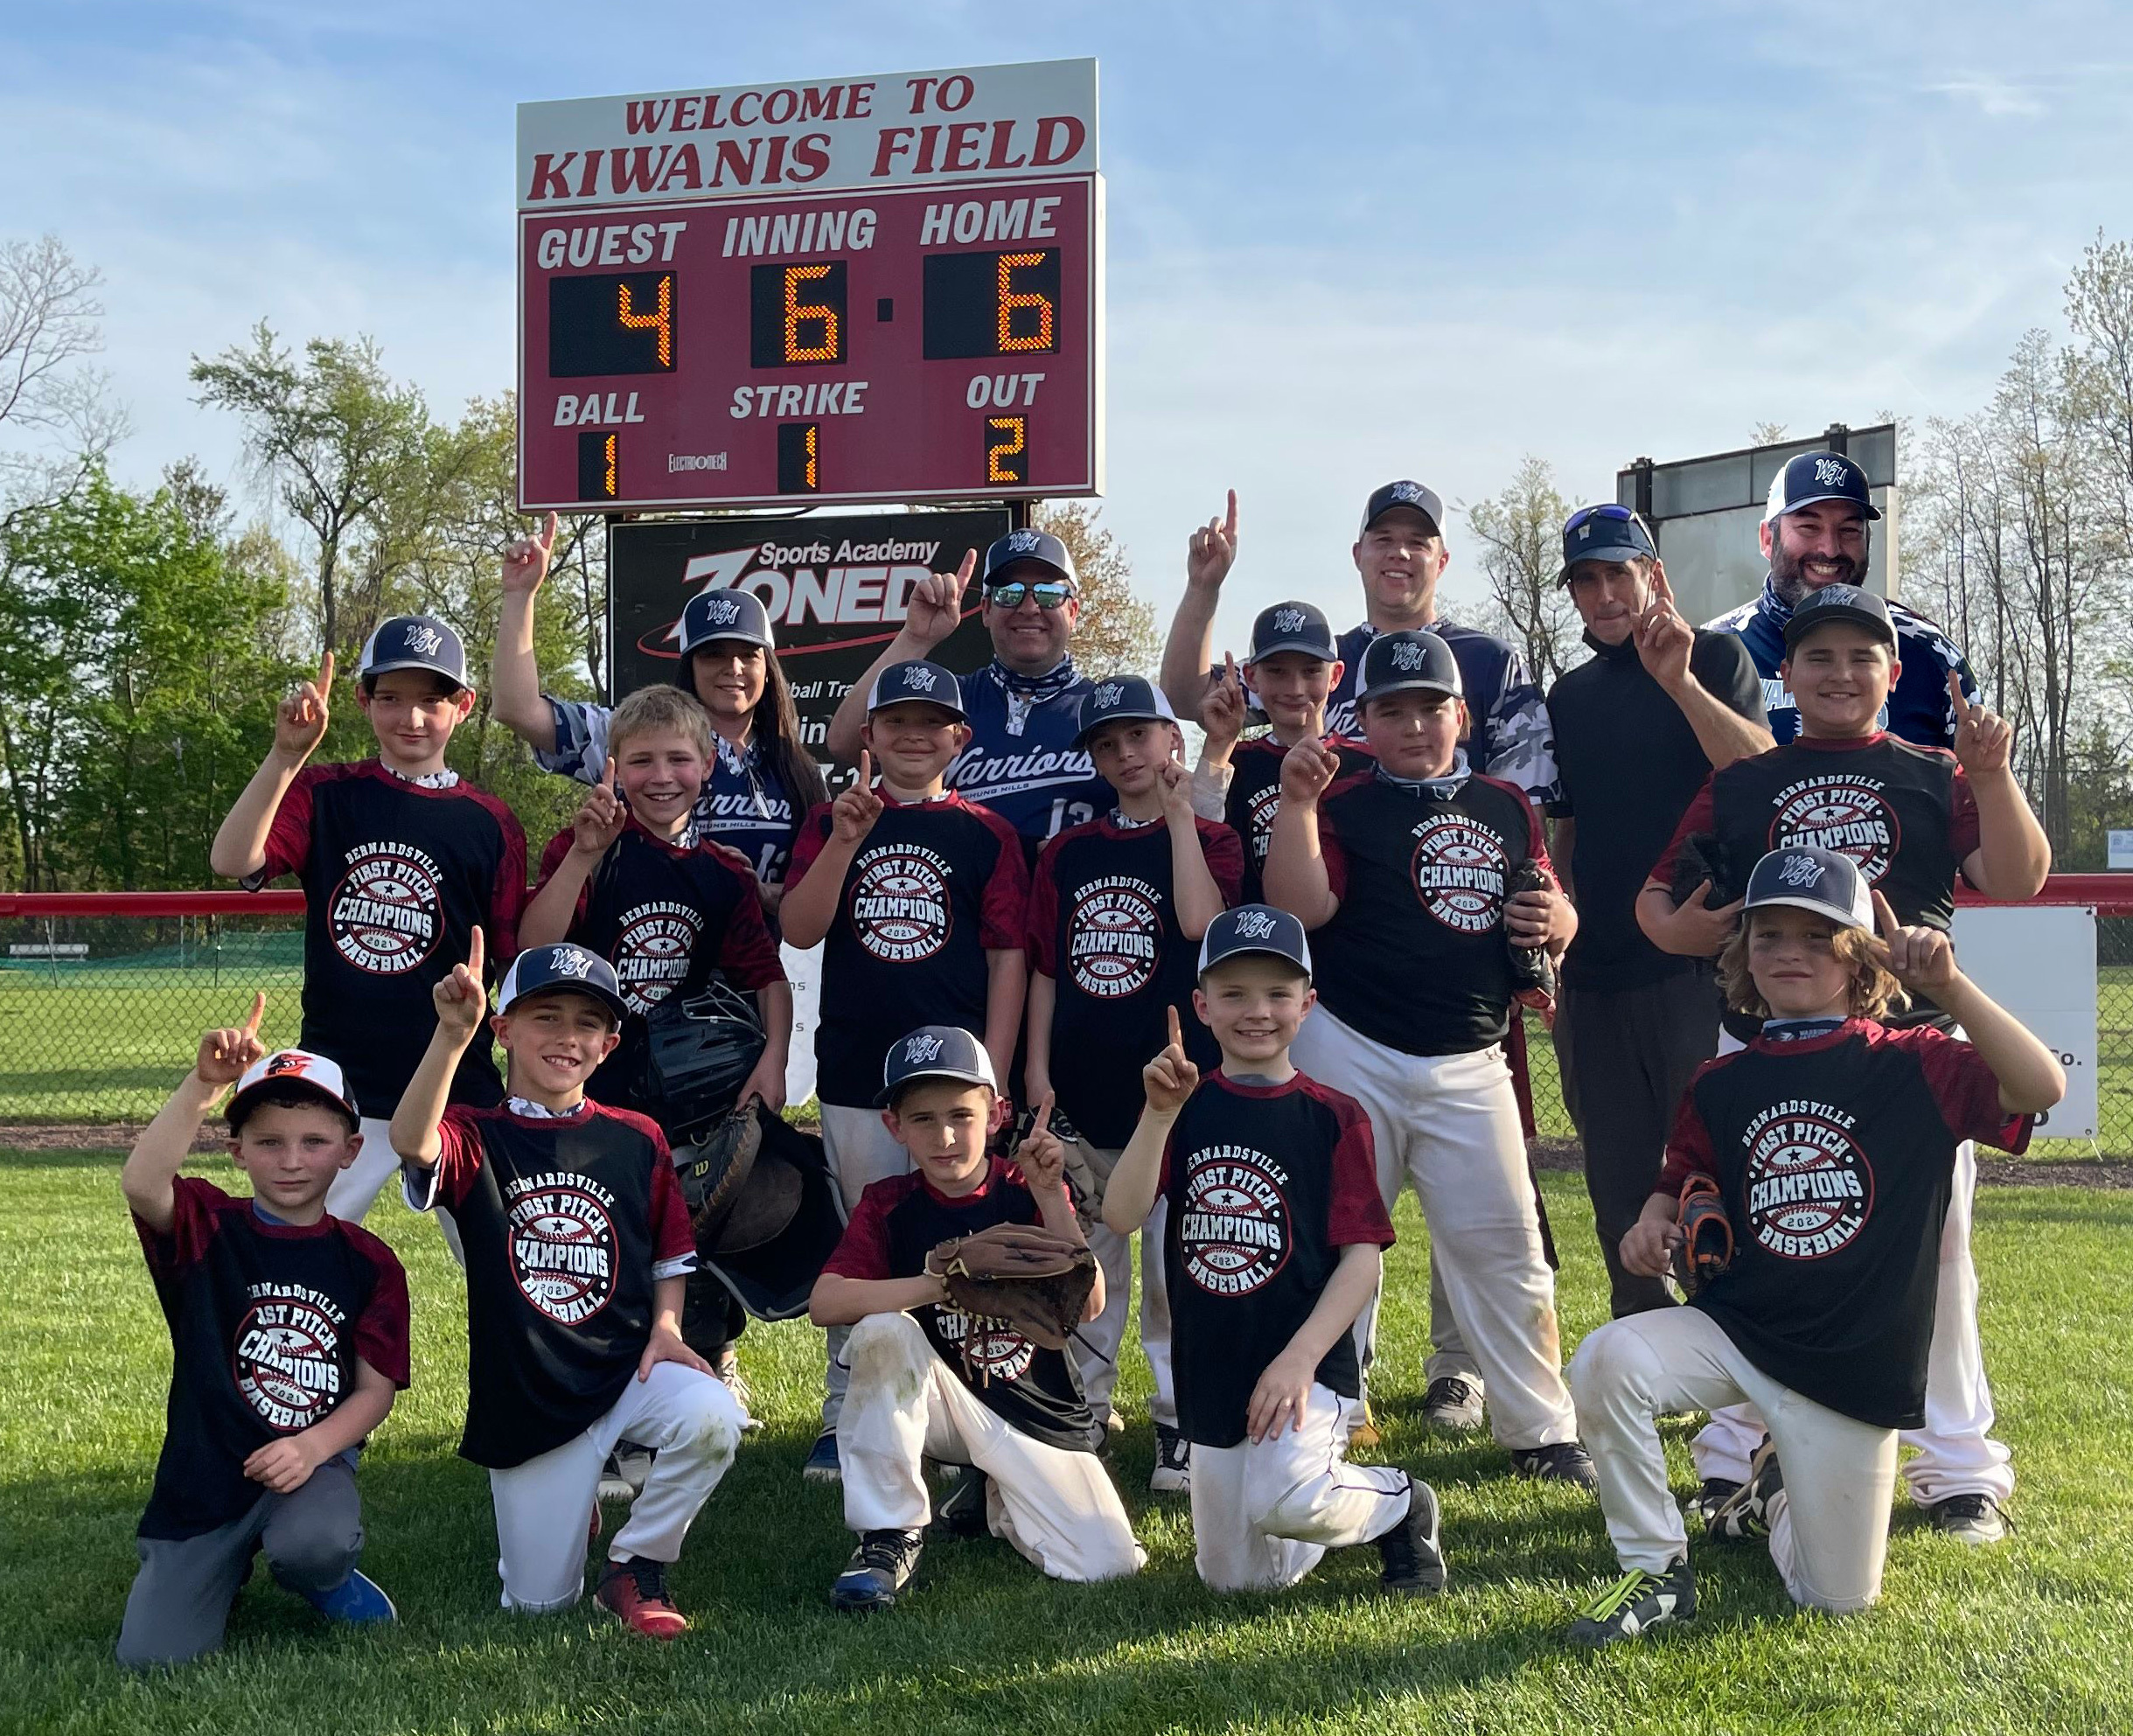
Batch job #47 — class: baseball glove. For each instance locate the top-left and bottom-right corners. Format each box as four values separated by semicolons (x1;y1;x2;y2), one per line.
1667;832;1737;914
674;1100;766;1253
1673;1174;1733;1294
1502;859;1558;1024
926;1223;1097;1370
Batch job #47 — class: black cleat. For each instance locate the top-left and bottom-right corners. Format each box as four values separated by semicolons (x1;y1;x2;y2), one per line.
1374;1478;1448;1595
1707;1436;1781;1541
1568;1559;1696;1646
932;1467;990;1538
1509;1440;1600;1490
1927;1492;2011;1546
830;1529;924;1613
1150;1423;1191;1493
1420;1376;1484;1432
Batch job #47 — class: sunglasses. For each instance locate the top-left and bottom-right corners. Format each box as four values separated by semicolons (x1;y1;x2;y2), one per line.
1565;502;1655;544
984;580;1076;611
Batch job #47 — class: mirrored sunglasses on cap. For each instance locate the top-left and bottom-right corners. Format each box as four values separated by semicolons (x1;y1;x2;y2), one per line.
1563;502;1655;542
983;579;1076;610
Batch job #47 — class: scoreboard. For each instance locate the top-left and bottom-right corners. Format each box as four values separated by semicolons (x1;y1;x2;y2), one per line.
517;61;1103;512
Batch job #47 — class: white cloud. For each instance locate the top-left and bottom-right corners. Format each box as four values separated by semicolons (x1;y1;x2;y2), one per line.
1925;76;2046;119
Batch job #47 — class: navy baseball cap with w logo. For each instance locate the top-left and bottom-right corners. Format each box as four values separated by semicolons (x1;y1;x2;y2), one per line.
359;614;469;690
1558;503;1657;586
1249;599;1338;663
1355;630;1462;708
1199;903;1314;977
875;1024;999;1105
1360;479;1444;537
867;659;966;718
983;527;1077;589
1782;582;1896;648
679;587;775;656
1743;845;1872;931
498;943;629;1021
1073;674;1178;748
1765;450;1882;523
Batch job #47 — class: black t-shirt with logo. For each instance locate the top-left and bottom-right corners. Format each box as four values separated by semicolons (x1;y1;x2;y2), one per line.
133;1178;410;1538
534;819;786;1114
787;790;1029;1107
419;1102;695;1468
1027;813;1245;1147
1546;630;1765;990
1658;1020;2030;1428
821;1155;1096;1454
1223;735;1376;903
1159;1070;1393;1449
254;761;526;1112
1312;770;1551;1056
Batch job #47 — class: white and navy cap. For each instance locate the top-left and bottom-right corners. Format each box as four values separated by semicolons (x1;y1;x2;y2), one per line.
1073;674;1179;749
228;1048;360;1125
359;614;470;690
1360;479;1444;537
874;1024;999;1106
1781;582;1896;649
1199;903;1314;977
1764;450;1882;524
867;658;966;718
1743;845;1873;931
982;526;1077;589
498;943;630;1021
678;587;775;657
1249;600;1339;663
1355;629;1462;708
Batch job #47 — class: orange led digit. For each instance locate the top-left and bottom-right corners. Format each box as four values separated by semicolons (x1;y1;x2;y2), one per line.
615;274;673;368
784;264;841;363
603;433;618;497
986;415;1028;485
996;252;1054;352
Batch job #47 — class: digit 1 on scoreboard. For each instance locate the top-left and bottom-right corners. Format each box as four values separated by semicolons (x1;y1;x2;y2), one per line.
576;429;621;501
985;415;1029;486
777;422;822;494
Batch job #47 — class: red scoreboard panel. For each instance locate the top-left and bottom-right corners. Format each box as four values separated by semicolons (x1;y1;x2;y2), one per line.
518;178;1102;511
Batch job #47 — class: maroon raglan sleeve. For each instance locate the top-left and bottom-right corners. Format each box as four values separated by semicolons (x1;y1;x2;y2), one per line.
1321;1090;1395;1248
977;808;1032;949
344;1226;413;1389
133;1175;234;1276
1656;1071;1724;1195
1025;834;1064;974
784;802;835;891
254;763;322;883
707;845;787;989
1895;1025;2035;1155
819;1182;897;1279
1198;817;1246;906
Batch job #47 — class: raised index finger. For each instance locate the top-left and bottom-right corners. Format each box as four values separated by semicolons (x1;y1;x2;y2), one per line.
241;991;266;1037
1223;487;1238;540
1871;887;1902;945
1948;670;1972;718
317;649;335;691
466;924;485;979
540;509;558;550
1032;1090;1055;1133
857;749;872;787
1167;1004;1183;1051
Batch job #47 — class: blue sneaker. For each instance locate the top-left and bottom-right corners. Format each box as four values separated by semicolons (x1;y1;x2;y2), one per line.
302;1568;396;1627
803;1431;842;1482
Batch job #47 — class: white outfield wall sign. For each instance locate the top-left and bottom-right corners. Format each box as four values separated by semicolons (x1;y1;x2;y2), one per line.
1950;904;2099;1140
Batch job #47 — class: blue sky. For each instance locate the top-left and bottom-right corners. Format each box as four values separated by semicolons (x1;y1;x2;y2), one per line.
5;0;2130;636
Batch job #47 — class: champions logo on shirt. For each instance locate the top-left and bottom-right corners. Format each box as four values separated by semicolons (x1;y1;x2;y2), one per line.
1068;875;1162;998
1768;774;1900;883
1740;1098;1875;1259
614;900;705;1012
1407;813;1509;934
327;840;443;973
1180;1146;1293;1296
231;1284;346;1430
849;841;953;963
505;1173;619;1324
1244;782;1282;864
934;1303;1035;1384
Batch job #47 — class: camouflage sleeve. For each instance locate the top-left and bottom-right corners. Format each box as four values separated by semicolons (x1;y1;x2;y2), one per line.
1478;652;1560;805
533;696;613;782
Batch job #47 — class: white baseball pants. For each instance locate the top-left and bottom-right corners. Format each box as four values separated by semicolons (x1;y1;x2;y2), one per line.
837;1312;1143;1581
1068;1138;1175;1429
486;1362;744;1612
1290;1010;1579;1451
1573;1307;1898;1612
1189;1384;1412;1593
330;1115;466;1264
817;1103;917;1433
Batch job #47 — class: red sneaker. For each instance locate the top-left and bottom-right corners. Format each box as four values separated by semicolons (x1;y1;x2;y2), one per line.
596;1555;688;1640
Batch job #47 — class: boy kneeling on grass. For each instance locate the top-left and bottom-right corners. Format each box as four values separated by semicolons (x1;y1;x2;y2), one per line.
391;934;743;1638
809;1026;1143;1613
1101;906;1447;1596
117;1000;409;1668
1566;845;2062;1645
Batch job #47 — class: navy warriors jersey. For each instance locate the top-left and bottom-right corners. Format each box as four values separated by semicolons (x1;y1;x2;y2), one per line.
1312;767;1554;1056
250;760;523;1111
1222;734;1375;903
1027;813;1245;1147
1325;620;1558;804
540;696;805;885
132;1179;409;1538
950;662;1112;848
1704;575;1982;748
1659;1019;2031;1428
822;1156;1097;1453
786;790;1029;1107
1159;1071;1393;1448
534;819;787;1114
410;1102;695;1468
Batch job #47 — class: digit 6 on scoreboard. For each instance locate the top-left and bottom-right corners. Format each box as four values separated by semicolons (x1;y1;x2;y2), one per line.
985;415;1029;486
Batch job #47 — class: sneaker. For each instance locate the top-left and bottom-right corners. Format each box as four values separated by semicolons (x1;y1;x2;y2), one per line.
1421;1376;1485;1433
1509;1440;1599;1490
601;1443;652;1502
300;1567;396;1627
597;1452;632;1502
1374;1478;1448;1595
1567;1559;1696;1647
595;1555;687;1640
1682;1476;1742;1529
1927;1492;2011;1546
803;1431;841;1482
932;1466;990;1538
1150;1423;1191;1493
1707;1437;1782;1541
715;1346;764;1434
1348;1400;1384;1451
831;1529;924;1612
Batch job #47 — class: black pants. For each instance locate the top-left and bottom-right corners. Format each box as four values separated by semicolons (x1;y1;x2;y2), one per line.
1554;970;1723;1319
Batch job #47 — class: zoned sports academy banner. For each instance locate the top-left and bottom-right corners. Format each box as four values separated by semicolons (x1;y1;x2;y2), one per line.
608;509;1008;757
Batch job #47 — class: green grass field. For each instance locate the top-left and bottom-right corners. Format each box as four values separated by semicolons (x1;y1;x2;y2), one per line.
4;1153;2130;1735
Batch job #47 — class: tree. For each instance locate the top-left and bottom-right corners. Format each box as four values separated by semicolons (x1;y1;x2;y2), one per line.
0;234;125;525
1749;420;1790;447
1035;500;1159;674
1460;456;1580;687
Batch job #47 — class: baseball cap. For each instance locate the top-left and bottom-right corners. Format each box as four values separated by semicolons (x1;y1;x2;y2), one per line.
1354;630;1462;708
359;614;470;690
1742;845;1873;931
1248;600;1339;664
1198;904;1314;978
498;943;629;1022
227;1048;361;1126
1781;582;1897;649
1359;479;1444;538
678;587;775;657
1764;450;1882;524
1558;503;1658;586
1073;674;1179;749
867;659;966;718
874;1024;999;1106
982;527;1077;589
